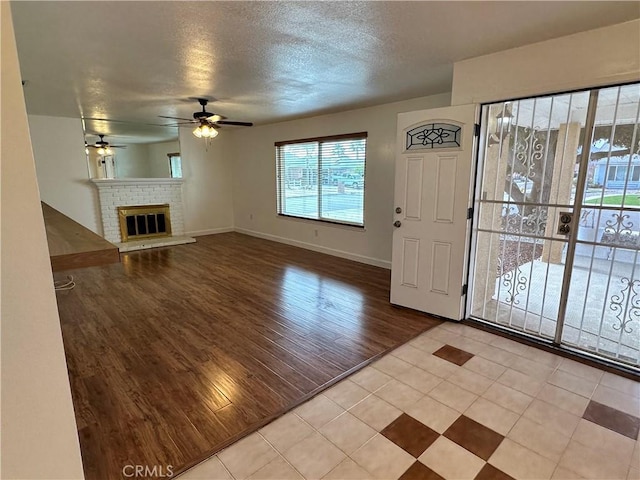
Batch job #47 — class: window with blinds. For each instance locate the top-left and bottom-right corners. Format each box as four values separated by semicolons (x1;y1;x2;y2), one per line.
276;132;367;227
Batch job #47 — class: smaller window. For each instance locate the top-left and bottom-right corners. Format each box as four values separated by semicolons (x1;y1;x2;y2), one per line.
168;153;182;178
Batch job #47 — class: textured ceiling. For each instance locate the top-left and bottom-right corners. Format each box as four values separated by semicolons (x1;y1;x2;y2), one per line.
11;1;640;142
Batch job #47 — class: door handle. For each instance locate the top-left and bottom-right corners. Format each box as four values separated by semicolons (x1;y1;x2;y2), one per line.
393;220;402;228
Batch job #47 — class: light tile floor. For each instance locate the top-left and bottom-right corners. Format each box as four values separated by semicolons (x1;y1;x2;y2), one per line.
179;322;640;480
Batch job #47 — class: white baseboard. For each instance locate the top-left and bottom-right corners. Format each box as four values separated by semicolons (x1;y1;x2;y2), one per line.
186;227;235;237
234;227;391;269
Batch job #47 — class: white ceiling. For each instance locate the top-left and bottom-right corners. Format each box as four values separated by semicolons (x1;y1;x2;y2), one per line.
11;1;640;143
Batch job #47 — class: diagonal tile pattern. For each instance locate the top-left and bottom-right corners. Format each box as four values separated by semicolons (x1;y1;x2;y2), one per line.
443;415;504;460
182;323;640;480
398;461;445;480
582;400;640;439
433;344;474;366
381;413;440;457
419;436;486;479
474;463;515;480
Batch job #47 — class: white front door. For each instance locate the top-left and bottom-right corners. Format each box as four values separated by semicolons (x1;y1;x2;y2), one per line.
390;105;477;320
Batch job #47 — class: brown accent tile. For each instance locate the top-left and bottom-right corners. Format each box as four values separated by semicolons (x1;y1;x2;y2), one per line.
582;400;640;439
381;413;440;457
474;463;515;480
399;461;445;480
433;345;474;366
443;415;504;460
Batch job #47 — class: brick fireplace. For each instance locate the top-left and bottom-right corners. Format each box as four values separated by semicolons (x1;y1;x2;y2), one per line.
92;178;193;250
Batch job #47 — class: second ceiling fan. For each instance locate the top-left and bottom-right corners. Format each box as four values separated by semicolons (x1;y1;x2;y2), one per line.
86;134;126;154
159;98;253;138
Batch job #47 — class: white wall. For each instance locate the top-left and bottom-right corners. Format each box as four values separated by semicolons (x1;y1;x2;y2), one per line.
29;114;102;234
179;128;235;236
85;140;179;180
452;19;640;105
114;143;150;178
113;140;179;178
147;140;179;178
86;148;101;179
1;4;85;478
230;93;451;267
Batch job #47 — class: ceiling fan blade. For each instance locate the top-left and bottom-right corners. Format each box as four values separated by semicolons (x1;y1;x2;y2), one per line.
158;115;194;122
83;117;141;124
88;145;126;149
215;120;253;127
160;122;197;127
204;114;225;122
84;118;169;127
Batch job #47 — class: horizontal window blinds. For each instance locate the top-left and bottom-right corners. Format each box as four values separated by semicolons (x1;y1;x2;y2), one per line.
276;133;367;226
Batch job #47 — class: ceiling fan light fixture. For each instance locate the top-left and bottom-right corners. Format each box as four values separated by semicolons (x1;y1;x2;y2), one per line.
193;123;218;139
162;97;251;135
97;147;106;155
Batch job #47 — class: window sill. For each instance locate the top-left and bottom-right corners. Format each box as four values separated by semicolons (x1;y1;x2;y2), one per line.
277;214;365;230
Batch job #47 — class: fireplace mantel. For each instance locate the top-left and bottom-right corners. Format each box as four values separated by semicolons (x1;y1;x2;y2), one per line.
91;178;184;187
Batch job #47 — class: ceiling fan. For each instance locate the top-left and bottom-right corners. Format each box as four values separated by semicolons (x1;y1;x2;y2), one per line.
159;98;253;138
85;134;126;154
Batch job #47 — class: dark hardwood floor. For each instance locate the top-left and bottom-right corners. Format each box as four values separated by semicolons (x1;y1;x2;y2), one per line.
54;233;441;479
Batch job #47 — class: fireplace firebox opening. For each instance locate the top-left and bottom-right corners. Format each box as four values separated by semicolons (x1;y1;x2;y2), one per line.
117;204;172;242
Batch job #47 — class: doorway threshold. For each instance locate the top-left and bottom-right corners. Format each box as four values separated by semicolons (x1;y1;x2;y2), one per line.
462;317;639;380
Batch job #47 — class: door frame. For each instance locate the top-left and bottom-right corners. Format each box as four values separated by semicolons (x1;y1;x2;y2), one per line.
464;113;490;322
465;94;592;342
465;83;640;373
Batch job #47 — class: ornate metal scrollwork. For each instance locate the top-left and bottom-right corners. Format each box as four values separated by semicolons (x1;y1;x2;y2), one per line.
524;207;548;236
515;127;544;178
502;266;527;304
406;123;461;150
601;213;638;250
502;212;522;233
605;213;634;236
609;277;640;334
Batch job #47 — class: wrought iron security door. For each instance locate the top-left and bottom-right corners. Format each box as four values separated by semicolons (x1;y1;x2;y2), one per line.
469;83;640;370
